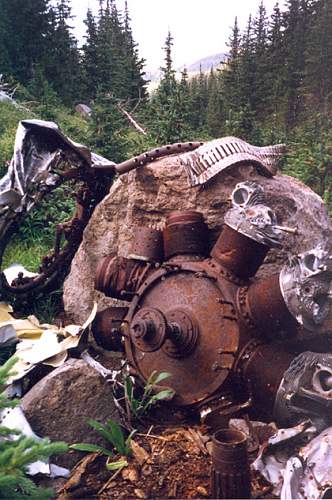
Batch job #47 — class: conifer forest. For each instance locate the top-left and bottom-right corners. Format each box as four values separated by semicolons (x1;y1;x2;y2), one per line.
0;0;331;299
1;1;332;497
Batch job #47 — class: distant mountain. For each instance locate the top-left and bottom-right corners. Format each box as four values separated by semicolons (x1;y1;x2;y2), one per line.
144;52;228;85
179;53;227;73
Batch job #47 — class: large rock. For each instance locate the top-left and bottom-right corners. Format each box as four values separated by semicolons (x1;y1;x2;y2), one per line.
21;357;121;468
63;154;332;323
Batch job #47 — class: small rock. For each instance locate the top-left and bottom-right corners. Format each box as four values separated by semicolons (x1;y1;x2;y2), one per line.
196;485;209;497
21;358;120;468
141;464;152;476
134;488;147;498
122;466;139;482
131;440;150;466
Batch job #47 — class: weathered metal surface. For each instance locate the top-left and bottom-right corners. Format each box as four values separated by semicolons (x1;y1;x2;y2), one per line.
224;181;283;248
237;274;298;339
180;137;285;186
274;351;332;427
0;120;116;300
211;428;251;499
280;246;332;332
92;306;128;351
128;226;163;263
95;193;332;421
124;264;240;407
235;342;294;420
163;210;209;259
95;255;153;300
210;225;269;281
115;142;203;175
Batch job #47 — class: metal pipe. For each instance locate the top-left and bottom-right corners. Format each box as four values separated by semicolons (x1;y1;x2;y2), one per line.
237;273;298;339
211;428;251;499
211;225;269;281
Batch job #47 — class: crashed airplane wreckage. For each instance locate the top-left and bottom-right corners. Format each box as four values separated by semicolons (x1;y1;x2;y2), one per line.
94;181;332;426
2;121;332;429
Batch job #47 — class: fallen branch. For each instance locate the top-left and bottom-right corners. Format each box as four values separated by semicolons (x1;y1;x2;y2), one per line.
116;102;147;136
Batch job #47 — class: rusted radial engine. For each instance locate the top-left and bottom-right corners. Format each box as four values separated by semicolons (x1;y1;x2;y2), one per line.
94;182;332;422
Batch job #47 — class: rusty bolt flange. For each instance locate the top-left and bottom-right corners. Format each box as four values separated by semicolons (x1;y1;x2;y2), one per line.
92;306;128;351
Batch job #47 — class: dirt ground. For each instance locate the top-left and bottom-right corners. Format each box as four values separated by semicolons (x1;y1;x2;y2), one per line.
58;424;274;499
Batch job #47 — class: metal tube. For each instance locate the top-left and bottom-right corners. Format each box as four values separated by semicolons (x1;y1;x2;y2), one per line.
238;273;298;339
211;428;251;499
211;225;269;280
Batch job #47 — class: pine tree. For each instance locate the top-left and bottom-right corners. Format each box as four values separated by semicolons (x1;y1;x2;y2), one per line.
221;17;242;132
252;1;269;119
206;68;224;137
82;9;100;100
27;64;59;119
148;32;184;143
238;15;257;139
123;2;147;103
87;91;128;163
304;0;332;112
188;66;209;133
44;0;83;104
175;67;194;140
0;0;51;84
282;0;313;129
93;0;125;97
266;2;285;119
0;358;67;498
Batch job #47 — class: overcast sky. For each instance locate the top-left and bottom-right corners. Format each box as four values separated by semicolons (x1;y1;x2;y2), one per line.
71;0;281;71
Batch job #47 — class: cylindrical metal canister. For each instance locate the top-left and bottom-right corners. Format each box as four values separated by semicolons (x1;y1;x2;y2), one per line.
211;428;251;499
211;225;269;281
92;306;128;351
237;273;298;339
237;342;294;421
128;226;164;263
95;255;151;300
163;210;209;259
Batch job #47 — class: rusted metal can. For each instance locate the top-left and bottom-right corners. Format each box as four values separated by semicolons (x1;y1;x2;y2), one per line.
211;225;269;280
128;226;163;263
95;255;152;300
211;428;251;499
163;210;209;259
92;306;128;351
242;274;298;338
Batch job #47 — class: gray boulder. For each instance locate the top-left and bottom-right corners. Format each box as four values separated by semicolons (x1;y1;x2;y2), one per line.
21;358;120;468
63;154;332;324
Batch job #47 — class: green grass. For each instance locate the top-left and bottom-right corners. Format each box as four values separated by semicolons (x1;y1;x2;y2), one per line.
2;237;51;273
2;238;64;325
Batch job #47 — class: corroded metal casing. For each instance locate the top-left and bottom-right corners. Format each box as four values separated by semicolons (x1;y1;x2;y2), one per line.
124;262;240;407
211;225;269;281
92;306;128;351
211;428;251;499
163;210;209;259
235;342;294;420
95;255;151;300
237;274;298;339
128;226;163;263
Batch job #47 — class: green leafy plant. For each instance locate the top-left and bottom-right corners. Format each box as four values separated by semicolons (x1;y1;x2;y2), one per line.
124;370;174;419
70;418;136;471
0;357;68;498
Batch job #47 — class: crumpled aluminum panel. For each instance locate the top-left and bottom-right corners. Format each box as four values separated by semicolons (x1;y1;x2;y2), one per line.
253;420;332;499
180;137;285;186
0;119;115;243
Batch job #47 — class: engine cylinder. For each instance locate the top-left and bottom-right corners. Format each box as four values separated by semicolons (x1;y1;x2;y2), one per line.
163;210;209;259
